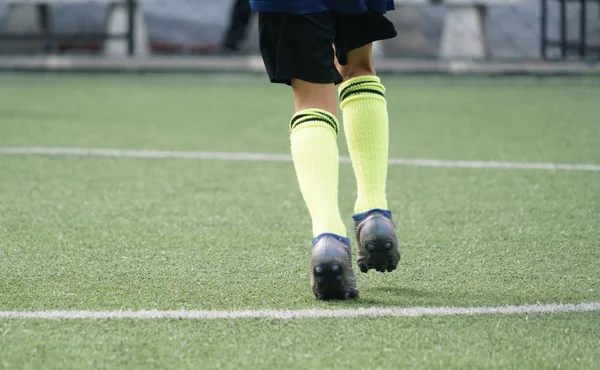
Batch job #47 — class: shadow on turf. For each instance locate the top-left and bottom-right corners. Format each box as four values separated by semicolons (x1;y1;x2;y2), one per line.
368;286;429;297
314;285;510;308
313;286;439;307
355;286;435;306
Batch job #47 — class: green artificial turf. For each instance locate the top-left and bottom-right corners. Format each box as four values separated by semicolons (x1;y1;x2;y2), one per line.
0;73;599;163
1;313;599;369
0;156;598;310
0;73;599;369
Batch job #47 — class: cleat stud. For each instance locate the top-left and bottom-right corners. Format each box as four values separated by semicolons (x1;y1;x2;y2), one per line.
316;292;326;300
384;242;393;250
314;266;323;274
359;264;368;273
331;264;341;273
316;277;324;283
366;243;376;252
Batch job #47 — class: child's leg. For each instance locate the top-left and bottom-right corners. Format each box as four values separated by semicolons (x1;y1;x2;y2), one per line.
334;11;401;273
289;79;346;238
257;12;358;299
337;44;389;215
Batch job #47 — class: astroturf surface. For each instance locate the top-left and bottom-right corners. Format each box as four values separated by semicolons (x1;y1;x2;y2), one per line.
1;73;599;369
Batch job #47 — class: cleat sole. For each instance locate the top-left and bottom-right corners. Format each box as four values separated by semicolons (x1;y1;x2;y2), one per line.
312;263;357;300
354;210;401;274
358;241;399;273
311;234;359;300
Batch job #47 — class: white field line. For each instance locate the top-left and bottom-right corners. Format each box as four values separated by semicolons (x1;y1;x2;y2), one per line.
1;302;599;320
1;147;599;172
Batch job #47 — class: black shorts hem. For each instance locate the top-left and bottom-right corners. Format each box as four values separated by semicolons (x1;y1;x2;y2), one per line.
258;11;397;86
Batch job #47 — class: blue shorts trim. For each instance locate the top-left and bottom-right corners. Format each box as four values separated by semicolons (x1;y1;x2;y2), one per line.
250;0;394;15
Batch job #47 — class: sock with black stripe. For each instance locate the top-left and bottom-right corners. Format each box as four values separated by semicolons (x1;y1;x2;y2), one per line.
339;75;390;214
290;108;346;238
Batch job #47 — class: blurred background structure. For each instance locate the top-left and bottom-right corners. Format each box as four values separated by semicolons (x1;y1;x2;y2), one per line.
0;0;599;72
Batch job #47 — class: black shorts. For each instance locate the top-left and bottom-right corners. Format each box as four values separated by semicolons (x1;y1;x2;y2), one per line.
258;11;397;85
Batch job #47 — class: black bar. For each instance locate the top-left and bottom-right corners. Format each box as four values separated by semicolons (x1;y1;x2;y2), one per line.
0;34;128;42
560;0;567;58
544;40;600;53
580;0;586;57
545;41;582;48
127;0;135;56
541;0;548;59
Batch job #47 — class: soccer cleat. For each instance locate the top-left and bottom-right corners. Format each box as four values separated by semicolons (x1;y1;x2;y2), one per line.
311;233;358;300
353;209;401;273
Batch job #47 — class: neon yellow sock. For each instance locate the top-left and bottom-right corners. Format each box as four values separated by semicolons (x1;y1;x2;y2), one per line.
290;109;346;238
339;75;389;214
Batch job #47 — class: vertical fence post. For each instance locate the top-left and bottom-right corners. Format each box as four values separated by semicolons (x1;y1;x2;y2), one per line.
38;3;51;52
579;0;586;58
541;0;548;60
559;0;567;58
127;0;136;56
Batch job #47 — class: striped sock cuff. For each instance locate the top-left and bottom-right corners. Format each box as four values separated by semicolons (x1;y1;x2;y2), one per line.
338;76;386;104
289;108;339;134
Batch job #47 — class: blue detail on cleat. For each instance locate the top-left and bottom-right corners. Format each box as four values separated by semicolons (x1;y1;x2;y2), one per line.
312;233;351;246
352;208;392;222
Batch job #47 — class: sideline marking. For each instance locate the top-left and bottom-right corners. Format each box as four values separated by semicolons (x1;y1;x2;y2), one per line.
1;302;599;320
1;147;599;172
